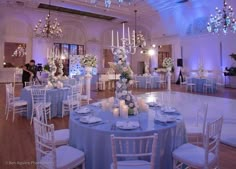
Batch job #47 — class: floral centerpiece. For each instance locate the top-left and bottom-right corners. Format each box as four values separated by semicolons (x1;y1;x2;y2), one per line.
162;57;174;70
198;64;205;78
79;54;97;67
113;47;137;115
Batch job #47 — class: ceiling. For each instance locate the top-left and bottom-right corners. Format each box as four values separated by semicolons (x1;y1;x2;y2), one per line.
1;0;236;37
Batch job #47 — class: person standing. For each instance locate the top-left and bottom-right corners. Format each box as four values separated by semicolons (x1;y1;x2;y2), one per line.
22;60;37;87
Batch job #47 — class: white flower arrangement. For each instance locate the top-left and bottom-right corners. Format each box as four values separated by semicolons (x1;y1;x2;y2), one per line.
113;47;137;115
162;57;174;68
80;54;97;67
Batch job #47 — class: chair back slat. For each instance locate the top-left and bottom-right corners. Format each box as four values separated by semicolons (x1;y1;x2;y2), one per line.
111;134;158;169
31;89;47;105
196;103;208;132
203;116;223;166
35;104;48;124
33;118;56;169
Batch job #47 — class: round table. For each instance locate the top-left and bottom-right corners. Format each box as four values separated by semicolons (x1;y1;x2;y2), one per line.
191;78;216;93
20;86;70;119
69;103;186;169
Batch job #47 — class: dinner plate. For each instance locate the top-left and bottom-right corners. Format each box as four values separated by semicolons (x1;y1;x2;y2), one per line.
76;107;90;114
116;121;140;130
147;102;162;107
80;116;102;124
155;115;176;122
161;106;176;113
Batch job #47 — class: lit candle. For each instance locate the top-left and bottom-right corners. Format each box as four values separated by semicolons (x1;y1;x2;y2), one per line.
113;108;119;117
119;100;125;108
122;22;125;39
128;27;130;44
117;31;119;47
121;105;128;118
111;30;114;47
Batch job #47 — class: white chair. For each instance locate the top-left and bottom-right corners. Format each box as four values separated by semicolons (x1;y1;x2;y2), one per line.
110;133;158;169
173;116;223;169
186;77;196;92
30;88;51;125
62;84;81;118
5;83;27;122
25;81;35;87
35;104;70;146
156;75;166;88
133;75;140;88
186;103;208;145
33;118;85;169
203;78;214;93
145;76;152;89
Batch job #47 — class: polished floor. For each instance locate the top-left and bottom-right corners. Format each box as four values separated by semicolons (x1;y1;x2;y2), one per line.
0;83;236;169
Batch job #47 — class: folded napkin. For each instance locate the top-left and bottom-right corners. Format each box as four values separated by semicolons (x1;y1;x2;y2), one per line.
116;121;140;130
155;113;176;122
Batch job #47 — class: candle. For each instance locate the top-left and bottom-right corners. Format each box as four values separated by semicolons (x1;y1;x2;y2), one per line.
113;108;119;117
119;100;125;108
143;103;149;112
111;30;114;46
121;105;128;118
117;31;119;47
133;30;135;46
128;27;130;44
122;22;125;39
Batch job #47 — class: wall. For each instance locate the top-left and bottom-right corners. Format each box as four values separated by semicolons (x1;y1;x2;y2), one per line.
0;6;114;75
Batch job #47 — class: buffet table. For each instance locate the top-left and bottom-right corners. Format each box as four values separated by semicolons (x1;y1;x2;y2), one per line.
69;98;186;169
20;86;70;119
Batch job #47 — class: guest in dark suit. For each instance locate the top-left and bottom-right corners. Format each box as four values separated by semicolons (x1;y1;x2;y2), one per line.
22;60;37;87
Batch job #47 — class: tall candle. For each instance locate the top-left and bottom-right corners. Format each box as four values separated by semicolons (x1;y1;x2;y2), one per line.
117;31;119;47
111;30;114;46
121;105;128;118
122;22;125;39
133;30;135;46
128;27;130;44
113;108;119;117
119;100;125;108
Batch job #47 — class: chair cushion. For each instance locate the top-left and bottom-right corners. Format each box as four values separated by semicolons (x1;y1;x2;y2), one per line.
54;129;69;146
111;160;151;169
172;143;216;168
13;100;27;106
40;145;84;169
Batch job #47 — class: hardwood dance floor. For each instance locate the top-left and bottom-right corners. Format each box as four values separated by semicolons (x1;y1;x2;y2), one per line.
0;83;236;169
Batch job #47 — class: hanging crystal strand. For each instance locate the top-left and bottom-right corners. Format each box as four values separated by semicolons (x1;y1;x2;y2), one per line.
105;0;111;8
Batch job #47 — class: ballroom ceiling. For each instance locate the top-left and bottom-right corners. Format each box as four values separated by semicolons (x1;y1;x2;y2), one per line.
1;0;236;37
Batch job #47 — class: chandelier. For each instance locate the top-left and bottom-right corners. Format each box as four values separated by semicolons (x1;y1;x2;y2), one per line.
207;0;236;34
132;10;146;48
90;0;132;8
34;0;62;38
12;44;26;57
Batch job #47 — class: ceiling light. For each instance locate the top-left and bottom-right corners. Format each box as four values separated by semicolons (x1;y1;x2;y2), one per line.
148;49;155;56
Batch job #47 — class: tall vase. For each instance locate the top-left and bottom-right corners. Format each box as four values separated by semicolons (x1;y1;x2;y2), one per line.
84;66;92;101
167;67;172;91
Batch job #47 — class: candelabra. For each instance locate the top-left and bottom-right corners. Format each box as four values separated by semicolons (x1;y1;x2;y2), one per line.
111;22;137;55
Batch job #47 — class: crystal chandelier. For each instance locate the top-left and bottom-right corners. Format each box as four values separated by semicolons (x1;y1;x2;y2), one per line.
34;0;62;38
90;0;131;8
12;44;26;57
132;10;146;48
207;0;236;34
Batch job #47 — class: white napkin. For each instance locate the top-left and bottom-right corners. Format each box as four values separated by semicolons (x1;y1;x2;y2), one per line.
116;121;140;129
155;113;176;122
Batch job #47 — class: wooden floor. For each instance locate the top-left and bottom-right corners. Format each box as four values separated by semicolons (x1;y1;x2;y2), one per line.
1;83;236;169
